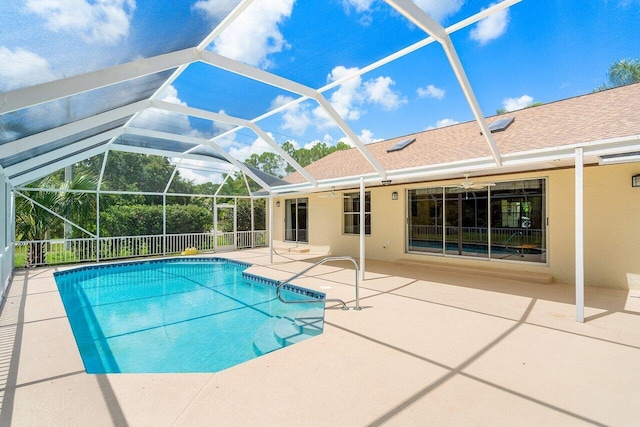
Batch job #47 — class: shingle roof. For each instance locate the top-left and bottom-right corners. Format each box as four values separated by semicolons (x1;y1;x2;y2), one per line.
284;82;640;184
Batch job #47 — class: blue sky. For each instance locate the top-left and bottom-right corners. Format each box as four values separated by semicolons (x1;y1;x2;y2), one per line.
1;0;639;182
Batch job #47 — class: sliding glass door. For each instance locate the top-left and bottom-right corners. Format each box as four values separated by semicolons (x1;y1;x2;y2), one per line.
408;188;443;253
407;179;546;263
285;198;308;243
489;180;546;262
444;188;489;258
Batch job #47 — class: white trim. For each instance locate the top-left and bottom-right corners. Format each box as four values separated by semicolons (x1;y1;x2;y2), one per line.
0;100;148;158
199;50;317;98
4;128;120;177
123;128;271;190
0;49;198;114
10;145;108;187
151;100;317;185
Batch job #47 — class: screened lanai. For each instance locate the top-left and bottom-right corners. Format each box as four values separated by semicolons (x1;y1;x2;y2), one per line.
0;1;526;290
2;0;640;323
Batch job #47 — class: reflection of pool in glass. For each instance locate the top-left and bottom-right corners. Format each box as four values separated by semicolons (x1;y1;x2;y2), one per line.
54;258;325;374
409;240;543;256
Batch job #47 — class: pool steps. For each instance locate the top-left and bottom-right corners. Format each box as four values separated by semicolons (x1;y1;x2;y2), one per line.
253;309;324;355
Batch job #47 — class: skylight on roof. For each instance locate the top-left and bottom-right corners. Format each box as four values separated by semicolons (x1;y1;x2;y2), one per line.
387;138;416;152
488;117;515;132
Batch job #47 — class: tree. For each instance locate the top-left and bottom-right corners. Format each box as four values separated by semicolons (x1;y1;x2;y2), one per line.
282;140;351;174
596;58;640;91
15;174;98;266
75;151;196;205
246;152;285;177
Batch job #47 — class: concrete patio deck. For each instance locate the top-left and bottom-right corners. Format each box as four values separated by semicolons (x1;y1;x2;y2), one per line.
1;248;639;426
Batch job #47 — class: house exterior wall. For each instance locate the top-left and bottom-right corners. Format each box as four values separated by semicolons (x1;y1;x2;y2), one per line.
273;163;640;290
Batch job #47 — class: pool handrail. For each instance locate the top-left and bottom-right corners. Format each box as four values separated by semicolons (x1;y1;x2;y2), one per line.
276;256;361;311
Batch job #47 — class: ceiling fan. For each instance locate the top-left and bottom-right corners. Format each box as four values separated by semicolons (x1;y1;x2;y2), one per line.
319;187;349;199
447;173;495;191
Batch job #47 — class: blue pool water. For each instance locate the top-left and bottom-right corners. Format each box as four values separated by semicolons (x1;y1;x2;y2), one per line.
54;258;325;374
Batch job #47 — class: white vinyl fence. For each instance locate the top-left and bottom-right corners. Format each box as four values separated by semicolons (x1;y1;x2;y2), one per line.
14;231;268;268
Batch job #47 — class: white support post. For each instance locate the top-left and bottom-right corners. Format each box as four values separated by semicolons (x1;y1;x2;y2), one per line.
64;166;73;252
269;195;274;264
163;195;167;256
575;148;585;322
359;177;366;282
96;191;100;263
233;197;238;250
214;197;218;253
250;196;255;248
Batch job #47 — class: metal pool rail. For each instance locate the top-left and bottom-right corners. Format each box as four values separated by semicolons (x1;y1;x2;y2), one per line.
276;256;361;310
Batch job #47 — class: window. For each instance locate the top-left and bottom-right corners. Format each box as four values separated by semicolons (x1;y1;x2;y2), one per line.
407;178;546;263
343;192;370;235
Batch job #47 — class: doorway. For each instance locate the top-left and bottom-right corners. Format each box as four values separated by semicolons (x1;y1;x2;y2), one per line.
215;203;236;250
284;198;308;243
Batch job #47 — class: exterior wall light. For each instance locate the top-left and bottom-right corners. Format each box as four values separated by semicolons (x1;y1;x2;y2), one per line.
392;191;398;200
633;175;640;188
276;201;281;207
381;180;392;186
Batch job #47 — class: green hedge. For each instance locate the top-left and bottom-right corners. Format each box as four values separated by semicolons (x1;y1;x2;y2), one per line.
100;204;213;236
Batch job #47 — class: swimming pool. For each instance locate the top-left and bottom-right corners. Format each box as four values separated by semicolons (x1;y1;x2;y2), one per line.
54;258;325;374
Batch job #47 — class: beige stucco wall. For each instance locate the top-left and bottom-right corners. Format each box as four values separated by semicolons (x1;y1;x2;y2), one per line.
273;163;640;289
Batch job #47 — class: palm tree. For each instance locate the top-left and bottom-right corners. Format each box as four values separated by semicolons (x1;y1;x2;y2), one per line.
596;58;640;91
15;174;98;266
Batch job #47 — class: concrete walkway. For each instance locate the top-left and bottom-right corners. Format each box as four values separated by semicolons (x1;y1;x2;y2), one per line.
1;248;639;426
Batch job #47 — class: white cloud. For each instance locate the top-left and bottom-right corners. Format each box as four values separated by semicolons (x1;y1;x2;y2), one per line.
270;95;331;137
175;160;233;185
364;76;407;111
25;0;136;45
470;4;509;45
270;94;296;110
417;84;445;100
0;46;55;90
271;66;406;137
228;135;277;161
277;102;314;137
413;0;464;22
502;95;533;112
192;0;239;21
426;118;459;130
358;128;382;144
321;134;335;146
344;0;375;13
211;0;293;68
325;66;364;121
